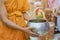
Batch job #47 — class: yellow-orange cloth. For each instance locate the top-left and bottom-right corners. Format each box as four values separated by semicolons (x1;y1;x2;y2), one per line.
0;0;30;40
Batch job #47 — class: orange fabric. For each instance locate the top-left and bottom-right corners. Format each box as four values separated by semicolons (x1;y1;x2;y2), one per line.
0;0;30;40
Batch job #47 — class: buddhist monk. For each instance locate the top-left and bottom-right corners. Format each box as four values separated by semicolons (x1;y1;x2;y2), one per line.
0;0;40;40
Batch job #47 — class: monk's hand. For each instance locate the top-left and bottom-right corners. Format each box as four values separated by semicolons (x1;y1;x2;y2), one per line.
23;27;40;37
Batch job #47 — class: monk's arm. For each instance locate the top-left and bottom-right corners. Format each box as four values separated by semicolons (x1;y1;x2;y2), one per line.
0;4;25;31
0;5;33;33
0;4;40;37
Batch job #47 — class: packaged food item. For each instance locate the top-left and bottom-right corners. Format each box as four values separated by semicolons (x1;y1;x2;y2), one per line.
34;7;46;19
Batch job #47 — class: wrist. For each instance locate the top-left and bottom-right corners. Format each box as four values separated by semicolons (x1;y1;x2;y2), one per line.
19;28;26;32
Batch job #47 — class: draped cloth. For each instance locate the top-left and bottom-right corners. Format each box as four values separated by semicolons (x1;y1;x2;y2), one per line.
0;0;30;40
48;0;58;9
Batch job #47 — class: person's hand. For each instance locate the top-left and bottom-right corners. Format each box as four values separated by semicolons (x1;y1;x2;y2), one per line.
23;27;40;37
58;36;60;40
38;36;46;40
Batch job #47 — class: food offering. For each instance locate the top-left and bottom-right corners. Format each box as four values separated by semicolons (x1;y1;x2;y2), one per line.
34;7;45;19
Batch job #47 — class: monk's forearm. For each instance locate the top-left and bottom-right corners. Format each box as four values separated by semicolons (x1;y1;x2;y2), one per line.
2;17;25;31
0;4;25;32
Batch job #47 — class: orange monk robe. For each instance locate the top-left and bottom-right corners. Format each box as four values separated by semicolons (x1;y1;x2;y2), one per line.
0;0;30;40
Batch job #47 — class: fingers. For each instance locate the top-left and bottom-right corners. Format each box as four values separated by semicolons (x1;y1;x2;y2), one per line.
24;28;41;37
31;32;39;37
27;30;40;37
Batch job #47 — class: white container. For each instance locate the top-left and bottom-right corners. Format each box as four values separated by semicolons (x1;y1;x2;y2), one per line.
28;19;50;40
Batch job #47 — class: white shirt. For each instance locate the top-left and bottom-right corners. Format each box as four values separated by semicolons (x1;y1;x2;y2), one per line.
56;0;60;31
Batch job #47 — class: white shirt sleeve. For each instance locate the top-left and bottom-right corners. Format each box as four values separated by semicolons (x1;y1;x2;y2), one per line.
57;16;60;31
